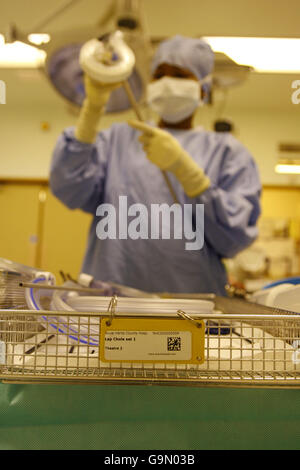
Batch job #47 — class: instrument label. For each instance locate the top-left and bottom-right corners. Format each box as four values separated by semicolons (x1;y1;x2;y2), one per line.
100;317;204;364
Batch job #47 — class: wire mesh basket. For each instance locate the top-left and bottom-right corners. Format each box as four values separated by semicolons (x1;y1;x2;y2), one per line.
0;269;42;341
0;309;299;388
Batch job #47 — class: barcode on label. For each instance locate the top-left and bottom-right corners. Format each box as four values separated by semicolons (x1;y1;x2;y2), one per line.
167;336;181;352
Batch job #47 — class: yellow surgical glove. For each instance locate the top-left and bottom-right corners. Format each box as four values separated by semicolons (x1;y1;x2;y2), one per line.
128;120;211;198
75;75;122;144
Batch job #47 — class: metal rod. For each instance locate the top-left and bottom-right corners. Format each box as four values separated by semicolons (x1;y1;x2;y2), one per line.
25;335;55;355
161;173;180;205
31;0;82;32
122;80;179;204
160;293;216;301
34;188;47;269
4;309;300;321
123;80;144;121
19;282;105;295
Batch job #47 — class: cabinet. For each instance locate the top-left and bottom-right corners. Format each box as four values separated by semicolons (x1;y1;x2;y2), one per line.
0;180;91;281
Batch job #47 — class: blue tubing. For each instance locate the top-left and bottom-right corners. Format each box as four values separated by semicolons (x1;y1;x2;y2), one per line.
262;277;300;290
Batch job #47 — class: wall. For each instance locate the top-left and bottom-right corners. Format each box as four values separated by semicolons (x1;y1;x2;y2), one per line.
194;106;300;187
1;183;300;282
0;102;136;178
0;96;299;186
1;72;300;279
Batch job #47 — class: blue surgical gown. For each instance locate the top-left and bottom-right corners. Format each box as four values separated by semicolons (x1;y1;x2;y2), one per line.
50;124;261;295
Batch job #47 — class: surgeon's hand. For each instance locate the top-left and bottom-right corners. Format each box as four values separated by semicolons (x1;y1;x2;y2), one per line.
75;75;122;144
129;120;211;198
84;75;121;108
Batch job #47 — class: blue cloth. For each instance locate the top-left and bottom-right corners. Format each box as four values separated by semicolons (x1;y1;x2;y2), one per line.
151;35;215;81
50;124;261;295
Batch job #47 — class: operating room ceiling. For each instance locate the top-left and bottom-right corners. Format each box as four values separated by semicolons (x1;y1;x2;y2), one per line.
0;0;300;110
2;0;300;38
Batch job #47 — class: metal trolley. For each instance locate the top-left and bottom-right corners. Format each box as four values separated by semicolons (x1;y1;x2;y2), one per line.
0;307;299;388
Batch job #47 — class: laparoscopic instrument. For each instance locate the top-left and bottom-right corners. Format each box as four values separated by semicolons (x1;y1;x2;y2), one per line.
79;31;179;203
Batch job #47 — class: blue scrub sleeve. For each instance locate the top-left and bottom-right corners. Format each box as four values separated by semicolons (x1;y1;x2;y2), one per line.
197;144;261;259
50;127;109;214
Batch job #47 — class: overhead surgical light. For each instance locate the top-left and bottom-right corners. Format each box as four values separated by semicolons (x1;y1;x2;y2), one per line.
43;0;152;112
275;162;300;175
204;37;300;73
28;33;51;46
1;0;151;111
0;34;46;68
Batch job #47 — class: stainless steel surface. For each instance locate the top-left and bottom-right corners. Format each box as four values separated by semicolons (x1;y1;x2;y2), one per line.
0;270;40;341
214;296;300;317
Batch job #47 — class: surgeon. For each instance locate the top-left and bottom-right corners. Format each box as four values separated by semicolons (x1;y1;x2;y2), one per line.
50;35;261;295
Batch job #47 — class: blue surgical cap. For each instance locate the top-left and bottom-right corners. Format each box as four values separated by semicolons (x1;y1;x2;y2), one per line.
151;35;215;81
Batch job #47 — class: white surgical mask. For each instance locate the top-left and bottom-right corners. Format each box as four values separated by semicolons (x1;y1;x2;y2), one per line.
147;76;201;124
